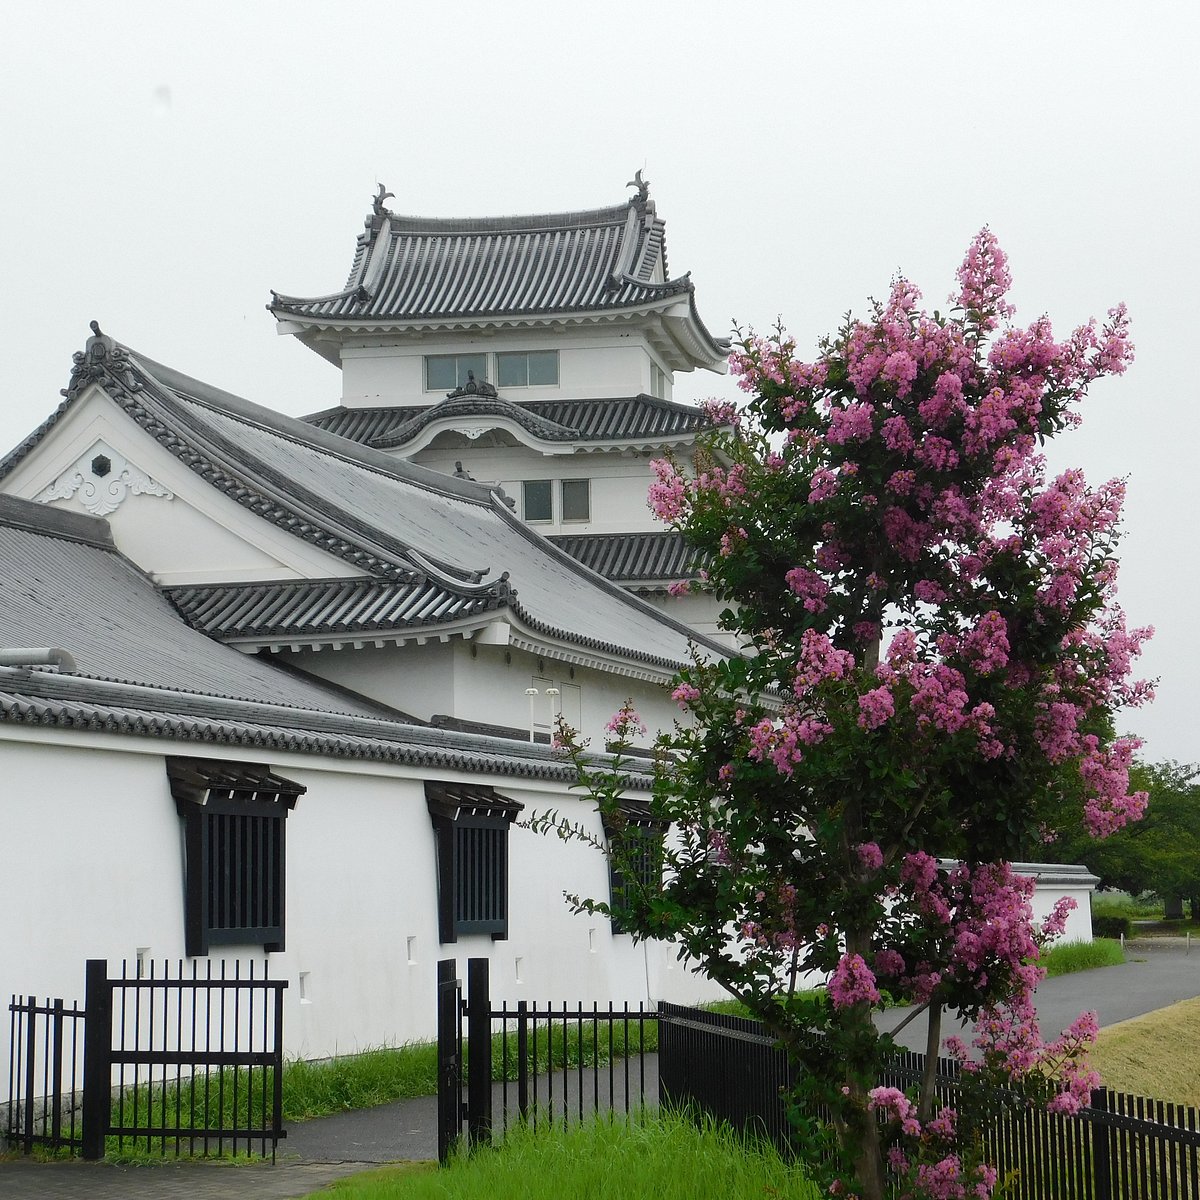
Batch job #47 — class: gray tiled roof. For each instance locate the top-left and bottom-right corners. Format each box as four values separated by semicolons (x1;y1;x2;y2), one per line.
165;576;504;640
304;393;710;451
3;331;726;673
0;668;615;783
547;532;695;586
270;195;716;330
0;495;403;717
0;495;651;783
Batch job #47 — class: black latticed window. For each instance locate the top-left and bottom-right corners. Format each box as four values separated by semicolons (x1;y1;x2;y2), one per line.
426;782;524;943
604;801;666;935
167;759;305;957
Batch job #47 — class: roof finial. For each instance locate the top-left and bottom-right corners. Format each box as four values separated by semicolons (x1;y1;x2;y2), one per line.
626;169;650;204
372;183;394;218
89;320;103;338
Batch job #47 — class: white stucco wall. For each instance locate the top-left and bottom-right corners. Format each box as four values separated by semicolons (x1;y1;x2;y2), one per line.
0;728;721;1091
339;333;672;408
0;387;357;586
275;640;681;746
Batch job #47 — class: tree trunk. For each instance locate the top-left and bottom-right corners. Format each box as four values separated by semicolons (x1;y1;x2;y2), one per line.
918;1001;942;1122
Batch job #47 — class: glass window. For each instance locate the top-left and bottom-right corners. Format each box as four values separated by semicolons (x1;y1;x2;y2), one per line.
523;479;552;522
561;478;590;521
497;350;559;388
427;353;487;391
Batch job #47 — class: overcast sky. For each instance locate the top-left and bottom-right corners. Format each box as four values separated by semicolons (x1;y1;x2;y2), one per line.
2;1;1196;762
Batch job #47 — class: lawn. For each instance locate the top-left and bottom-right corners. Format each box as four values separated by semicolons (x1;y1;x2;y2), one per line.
1090;995;1200;1108
301;1109;820;1200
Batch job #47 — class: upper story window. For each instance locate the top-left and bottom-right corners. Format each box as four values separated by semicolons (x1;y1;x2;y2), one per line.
427;353;487;391
561;478;590;522
167;758;305;957
523;479;552;522
426;350;558;392
521;478;590;523
497;350;559;388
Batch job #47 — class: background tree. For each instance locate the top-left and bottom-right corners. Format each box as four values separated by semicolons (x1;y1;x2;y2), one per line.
548;232;1151;1200
1052;759;1200;918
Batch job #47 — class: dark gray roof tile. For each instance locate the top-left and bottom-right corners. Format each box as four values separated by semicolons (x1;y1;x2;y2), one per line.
548;532;695;585
166;576;504;640
304;394;710;450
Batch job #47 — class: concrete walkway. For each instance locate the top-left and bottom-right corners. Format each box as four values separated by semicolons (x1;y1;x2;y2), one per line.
3;938;1196;1198
882;935;1200;1054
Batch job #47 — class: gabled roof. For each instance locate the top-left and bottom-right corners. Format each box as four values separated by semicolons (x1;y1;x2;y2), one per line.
2;328;725;677
303;393;711;453
0;494;650;783
268;178;729;371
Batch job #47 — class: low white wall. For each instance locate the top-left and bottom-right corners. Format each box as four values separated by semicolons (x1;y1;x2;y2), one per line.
0;730;722;1091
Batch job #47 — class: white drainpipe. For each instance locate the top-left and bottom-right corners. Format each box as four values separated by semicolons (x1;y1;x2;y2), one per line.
0;648;78;673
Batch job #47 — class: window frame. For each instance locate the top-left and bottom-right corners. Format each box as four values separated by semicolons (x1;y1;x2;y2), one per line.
560;478;590;522
425;353;488;392
497;349;559;389
522;479;553;522
167;758;304;957
426;782;524;943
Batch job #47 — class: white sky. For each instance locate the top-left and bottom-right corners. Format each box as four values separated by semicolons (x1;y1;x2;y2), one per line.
2;1;1196;761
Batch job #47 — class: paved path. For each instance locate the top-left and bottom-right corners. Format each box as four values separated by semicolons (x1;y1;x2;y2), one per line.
3;939;1195;1198
882;936;1200;1054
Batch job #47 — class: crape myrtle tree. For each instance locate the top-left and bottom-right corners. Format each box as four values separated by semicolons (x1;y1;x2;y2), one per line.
543;231;1153;1199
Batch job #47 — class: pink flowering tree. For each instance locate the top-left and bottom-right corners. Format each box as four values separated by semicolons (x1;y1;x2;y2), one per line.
545;232;1152;1199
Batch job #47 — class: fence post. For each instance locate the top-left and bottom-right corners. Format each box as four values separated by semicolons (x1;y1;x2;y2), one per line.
466;958;492;1147
80;960;111;1161
21;996;35;1155
437;959;462;1165
516;999;529;1120
1090;1087;1112;1200
50;999;64;1149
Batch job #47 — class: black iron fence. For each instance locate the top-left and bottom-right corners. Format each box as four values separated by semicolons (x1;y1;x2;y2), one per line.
6;994;86;1154
436;957;657;1163
660;1002;1200;1200
7;957;286;1161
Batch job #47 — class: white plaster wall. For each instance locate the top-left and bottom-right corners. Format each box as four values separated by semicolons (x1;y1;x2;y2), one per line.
0;387;357;585
339;333;669;408
639;592;739;650
0;730;723;1090
451;642;679;744
272;641;457;722
410;444;667;535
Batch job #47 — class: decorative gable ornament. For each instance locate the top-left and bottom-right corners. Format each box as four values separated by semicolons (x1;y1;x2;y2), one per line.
35;439;173;517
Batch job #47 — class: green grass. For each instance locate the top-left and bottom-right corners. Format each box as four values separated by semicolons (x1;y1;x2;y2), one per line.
1040;937;1125;977
285;1042;440;1119
304;1108;820;1200
1092;890;1164;921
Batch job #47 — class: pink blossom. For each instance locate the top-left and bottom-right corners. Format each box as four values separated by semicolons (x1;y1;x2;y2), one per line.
830;954;882;1009
857;686;895;730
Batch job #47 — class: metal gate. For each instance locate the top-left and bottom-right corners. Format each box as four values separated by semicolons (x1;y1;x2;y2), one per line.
7;957;286;1160
436;957;657;1164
